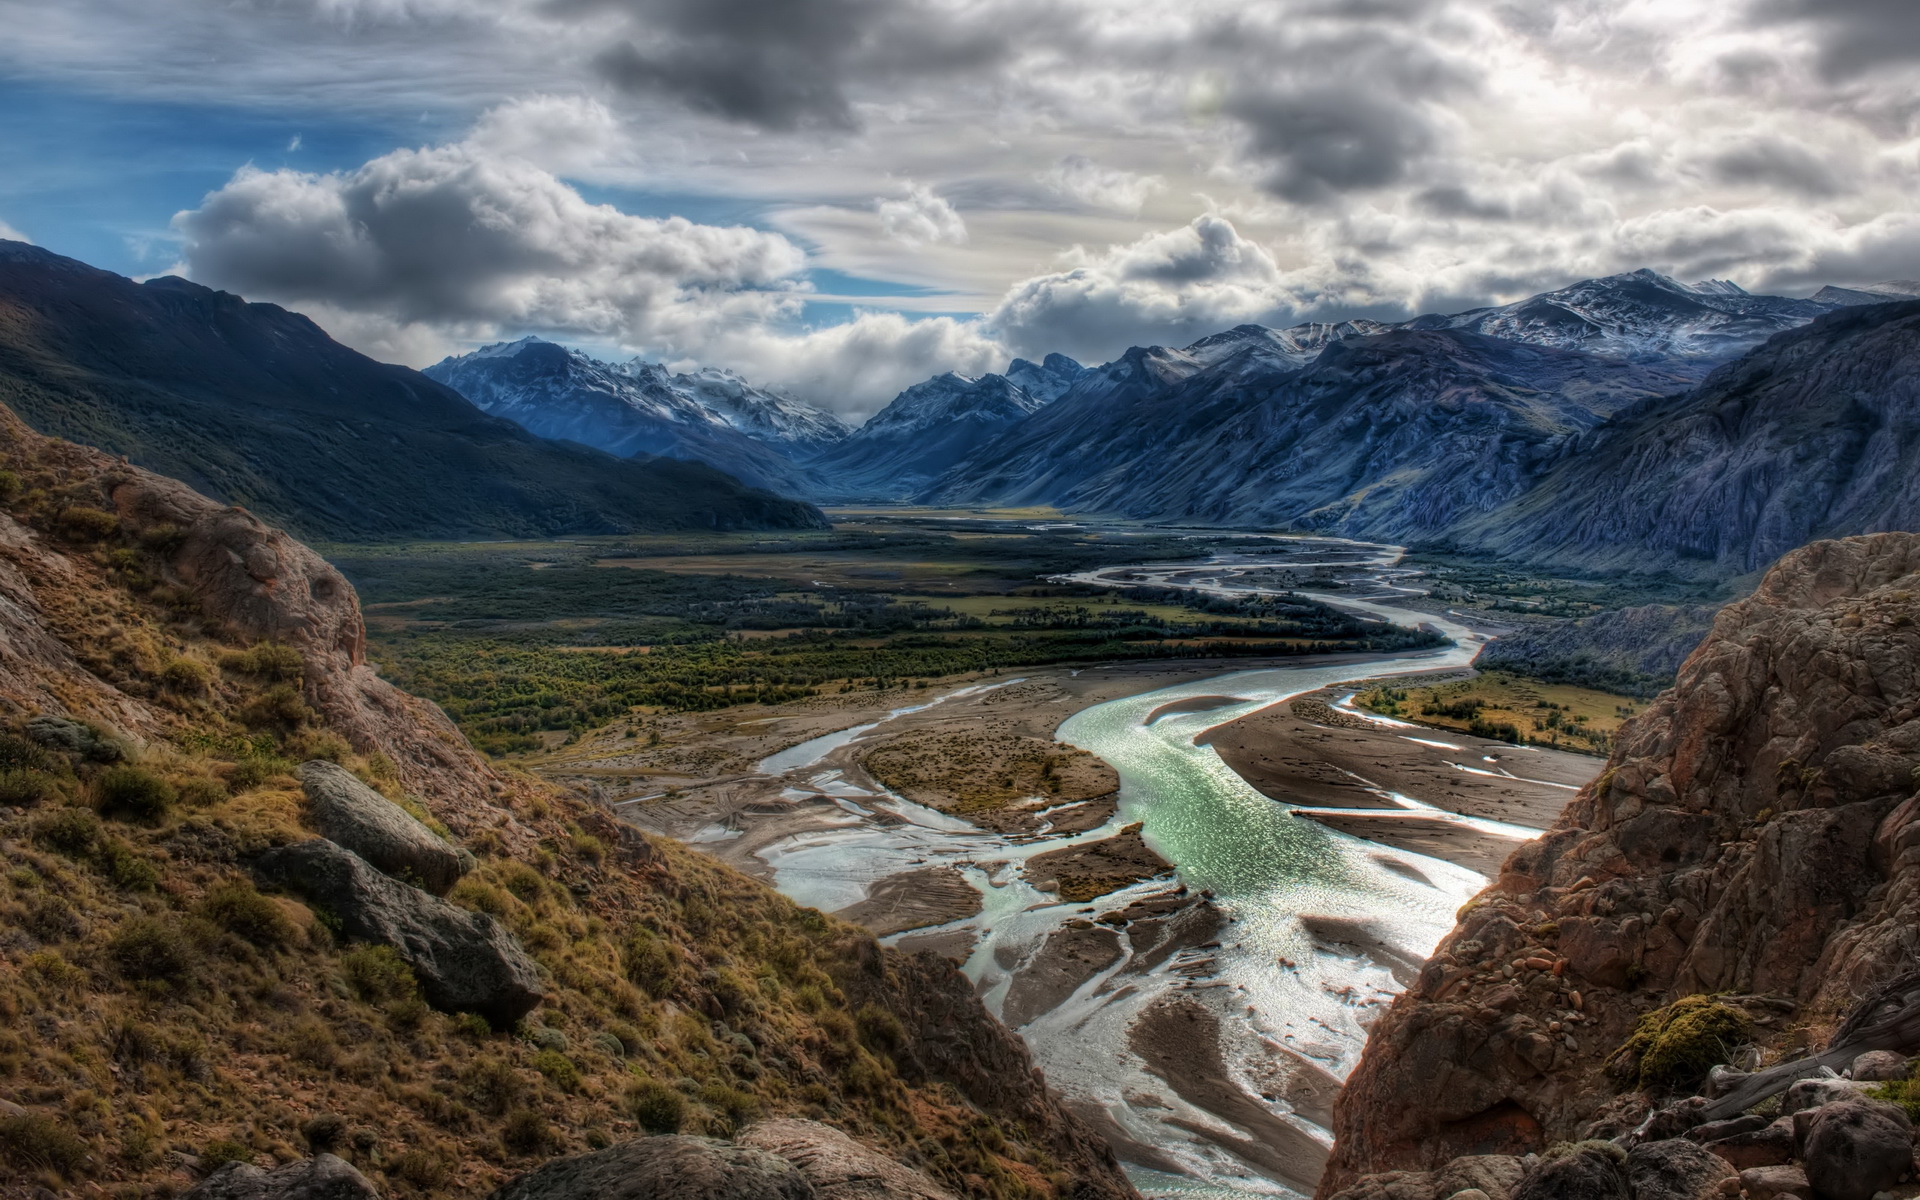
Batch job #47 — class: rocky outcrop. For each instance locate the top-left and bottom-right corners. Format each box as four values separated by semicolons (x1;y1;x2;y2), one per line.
298;760;469;894
738;1119;958;1199
1476;605;1721;698
254;838;546;1025
485;1135;814;1200
183;1154;379;1199
1321;532;1920;1194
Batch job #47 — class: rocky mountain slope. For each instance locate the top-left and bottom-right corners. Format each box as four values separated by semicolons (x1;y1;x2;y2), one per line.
0;242;823;541
1320;532;1920;1197
806;357;1082;500
1476;604;1722;697
0;405;1130;1198
1455;300;1920;577
928;327;1692;538
424;339;847;496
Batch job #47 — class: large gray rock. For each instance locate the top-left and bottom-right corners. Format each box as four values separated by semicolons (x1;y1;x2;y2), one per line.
486;1135;815;1200
1430;1156;1527;1200
738;1119;954;1200
254;838;544;1025
1799;1100;1914;1200
1623;1138;1736;1200
1780;1076;1874;1115
1849;1049;1911;1082
1511;1143;1627;1200
298;760;467;895
185;1154;378;1199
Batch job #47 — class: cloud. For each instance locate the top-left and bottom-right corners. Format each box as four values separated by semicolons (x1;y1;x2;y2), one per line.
1039;156;1165;214
467;94;624;175
1705;134;1845;197
875;182;967;245
173;135;806;340
985;214;1299;360
568;0;1014;131
1746;0;1920;78
0;218;29;244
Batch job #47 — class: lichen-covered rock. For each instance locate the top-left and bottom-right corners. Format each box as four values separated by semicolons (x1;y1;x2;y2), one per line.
1848;1049;1910;1081
1797;1099;1914;1200
1510;1142;1626;1200
485;1135;814;1200
184;1153;379;1199
1430;1155;1527;1200
254;838;543;1025
299;760;468;894
738;1119;955;1200
1780;1076;1874;1115
1622;1138;1735;1200
1737;1163;1811;1200
1320;534;1920;1194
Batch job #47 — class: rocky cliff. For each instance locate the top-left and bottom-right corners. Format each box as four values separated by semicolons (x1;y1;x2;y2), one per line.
1476;604;1722;698
0;405;1131;1199
1319;532;1920;1195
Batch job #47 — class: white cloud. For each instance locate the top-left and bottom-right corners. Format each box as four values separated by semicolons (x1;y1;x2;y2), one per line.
0;218;29;244
1039;156;1165;214
875;182;968;245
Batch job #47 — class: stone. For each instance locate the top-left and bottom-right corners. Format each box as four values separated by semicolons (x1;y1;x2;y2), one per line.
1511;1143;1627;1200
1781;1076;1875;1115
298;761;468;895
1637;1097;1712;1142
1799;1100;1915;1200
254;838;544;1026
184;1154;379;1199
1623;1138;1736;1200
1448;1192;1490;1200
1430;1155;1527;1200
485;1135;815;1200
1701;1117;1795;1170
1850;1050;1911;1082
1325;1170;1437;1200
24;715;123;762
1738;1164;1811;1200
738;1119;956;1199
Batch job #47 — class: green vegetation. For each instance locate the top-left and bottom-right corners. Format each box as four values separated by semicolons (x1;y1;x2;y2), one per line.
1608;995;1751;1091
1405;550;1726;617
334;523;1444;754
1355;671;1647;755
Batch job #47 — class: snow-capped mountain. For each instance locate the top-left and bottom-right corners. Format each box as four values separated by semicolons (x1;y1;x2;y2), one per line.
424;338;844;495
1404;268;1828;361
806;356;1085;499
1810;281;1920;306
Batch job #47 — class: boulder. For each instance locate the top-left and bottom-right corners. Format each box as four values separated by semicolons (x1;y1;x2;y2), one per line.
1622;1138;1736;1200
1780;1076;1874;1115
184;1154;379;1199
1849;1049;1911;1082
298;761;468;895
1798;1100;1914;1200
1700;1117;1795;1170
1737;1164;1810;1200
738;1119;955;1200
1685;1115;1768;1143
1511;1143;1627;1200
1430;1155;1527;1200
486;1135;815;1200
1637;1097;1712;1142
1325;1170;1437;1200
254;838;544;1025
25;714;123;761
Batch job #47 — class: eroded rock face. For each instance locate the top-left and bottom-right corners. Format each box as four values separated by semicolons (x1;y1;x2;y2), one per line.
184;1153;379;1199
485;1135;814;1200
1320;533;1920;1194
254;838;544;1025
299;760;469;895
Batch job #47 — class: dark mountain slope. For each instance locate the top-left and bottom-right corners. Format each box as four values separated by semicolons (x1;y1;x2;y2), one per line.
1458;300;1920;576
931;328;1691;542
0;242;823;541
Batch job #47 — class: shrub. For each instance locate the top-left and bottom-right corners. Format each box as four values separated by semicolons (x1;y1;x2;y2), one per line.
391;1147;451;1189
240;684;314;730
501;1109;552;1155
199;1138;252;1172
175;777;226;808
0;768;64;807
20;893;81;942
700;1083;760;1131
160;658;211;695
200;880;293;948
55;505;118;542
623;929;677;997
225;755;297;792
459;1057;527;1116
341;945;417;1004
108;916;197;986
1609;995;1751;1091
301;1113;347;1153
220;643;305;682
0;733;62;773
626;1079;686;1134
854;1004;906;1055
98;839;159;892
94;765;176;822
0;1112;90;1175
532;1049;582;1092
32;807;99;857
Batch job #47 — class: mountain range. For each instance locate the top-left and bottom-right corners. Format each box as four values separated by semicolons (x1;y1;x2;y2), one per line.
0;241;825;541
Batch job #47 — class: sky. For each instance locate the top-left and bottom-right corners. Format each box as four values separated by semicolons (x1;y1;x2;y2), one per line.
3;0;1920;420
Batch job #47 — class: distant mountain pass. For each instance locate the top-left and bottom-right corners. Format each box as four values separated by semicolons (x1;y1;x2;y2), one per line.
0;241;824;540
